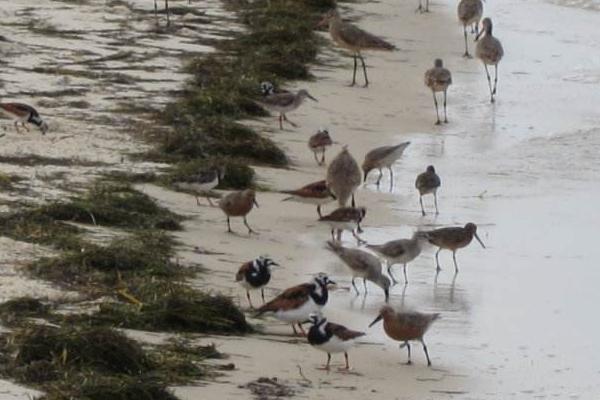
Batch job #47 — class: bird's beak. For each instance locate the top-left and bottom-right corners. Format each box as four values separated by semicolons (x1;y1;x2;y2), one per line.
327;280;336;286
475;28;483;41
474;232;486;248
363;170;369;183
369;314;383;328
329;192;337;200
307;93;318;102
384;289;389;303
253;199;260;208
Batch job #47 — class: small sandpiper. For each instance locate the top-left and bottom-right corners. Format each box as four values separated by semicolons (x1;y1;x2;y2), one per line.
306;313;365;371
475;18;504;103
175;166;224;206
319;207;367;244
362;142;410;187
219;189;259;235
425;59;452;125
426;222;485;272
0;102;48;135
369;306;440;366
415;165;441;215
366;231;430;285
308;128;333;166
327;240;390;301
257;273;335;336
235;256;279;309
281;180;336;218
327;146;362;207
255;89;317;130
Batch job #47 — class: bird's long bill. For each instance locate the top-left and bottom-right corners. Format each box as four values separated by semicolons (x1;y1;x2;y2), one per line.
474;232;486;249
384;289;390;303
369;314;383;328
475;28;483;41
307;93;318;102
363;170;369;183
327;279;337;286
253;199;260;208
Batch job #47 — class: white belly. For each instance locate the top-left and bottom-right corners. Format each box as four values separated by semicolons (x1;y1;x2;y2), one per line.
273;299;321;323
313;336;356;354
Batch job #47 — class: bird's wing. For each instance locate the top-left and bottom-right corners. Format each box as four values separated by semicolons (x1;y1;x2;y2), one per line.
338;22;395;51
257;92;296;108
236;261;253;282
416;172;441;190
327;322;366;341
257;283;312;313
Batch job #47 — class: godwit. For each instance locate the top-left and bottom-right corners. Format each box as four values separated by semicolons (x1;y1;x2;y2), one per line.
281;180;336;218
362;142;410;187
424;59;452;125
415;165;441;215
327;240;390;301
218;189;259;235
417;0;430;13
0;103;48;135
255;89;317;130
236;256;279;309
318;9;395;87
369;306;440;366
426;222;485;272
308;128;333;165
476;18;504;103
257;273;335;336
366;231;430;285
457;0;484;57
175;166;224;206
319;207;367;244
306;313;365;371
327;146;362;207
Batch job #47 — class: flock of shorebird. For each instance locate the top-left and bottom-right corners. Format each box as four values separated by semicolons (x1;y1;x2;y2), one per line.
220;1;497;371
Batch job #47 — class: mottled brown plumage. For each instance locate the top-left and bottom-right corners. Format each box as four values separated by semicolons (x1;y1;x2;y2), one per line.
219;189;259;234
320;207;366;244
476;18;504;103
424;59;452;124
281;180;336;217
308;129;333;165
327;147;362;207
415;165;441;215
458;0;484;57
426;222;486;272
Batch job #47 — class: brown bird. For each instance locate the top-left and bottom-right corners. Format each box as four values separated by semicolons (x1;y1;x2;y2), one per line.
457;0;484;58
424;59;452;125
327;146;362;207
281;180;336;218
426;222;485;272
0;102;48;135
318;9;395;87
476;18;504;103
362;142;410;187
369;306;440;366
218;189;259;235
319;207;366;244
415;165;441;216
308;128;333;165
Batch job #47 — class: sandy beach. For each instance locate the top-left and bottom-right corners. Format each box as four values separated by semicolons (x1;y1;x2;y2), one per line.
1;0;600;398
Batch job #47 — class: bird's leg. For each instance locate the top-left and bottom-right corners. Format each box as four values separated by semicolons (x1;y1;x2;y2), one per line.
443;89;448;123
22;122;30;132
452;250;459;273
433;91;441;125
404;341;412;365
403;263;408;284
358;54;369;87
350;53;358;86
278;114;283;130
484;64;494;103
351;194;356;208
165;0;170;27
321;151;326;165
362;277;368;293
351;277;360;295
463;26;471;58
292;324;298;335
246;291;254;309
416;0;423;12
387;264;399;285
297;323;307;336
493;64;499;96
206;195;215;207
226;217;232;233
435;248;442;271
341;352;350;371
419;195;426;216
352;229;366;245
283;113;298;128
388;166;394;191
318;353;332;370
434;191;439;215
331;228;336;241
261;288;266;304
376;169;383;186
317;205;323;218
357;220;364;234
426;0;430;12
14;121;21;134
313;151;320;165
154;0;158;25
421;339;432;366
243;217;257;235
336;229;342;242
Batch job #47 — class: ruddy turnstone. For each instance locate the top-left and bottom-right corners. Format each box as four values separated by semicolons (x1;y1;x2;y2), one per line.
235;256;279;309
308;128;333;166
369;306;440;366
219;189;259;235
319;207;366;244
257;273;335;336
306;313;365;371
0;102;48;135
281;180;336;218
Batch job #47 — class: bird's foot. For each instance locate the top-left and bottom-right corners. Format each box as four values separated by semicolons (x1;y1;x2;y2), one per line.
435;120;441;126
405;360;413;366
444;119;448;124
462;53;472;59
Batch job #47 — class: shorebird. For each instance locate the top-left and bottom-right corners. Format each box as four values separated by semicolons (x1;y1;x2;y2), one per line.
425;59;452;125
417;0;430;13
327;241;390;301
426;222;485;272
319;207;367;244
0;103;48;135
362;142;410;187
257;273;335;336
236;256;279;309
476;18;504;103
458;0;484;57
281;180;336;218
415;165;441;215
369;306;440;366
366;231;430;285
255;89;317;130
219;189;259;235
175;166;224;206
318;9;395;87
327;146;362;207
306;313;365;371
308;128;333;165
